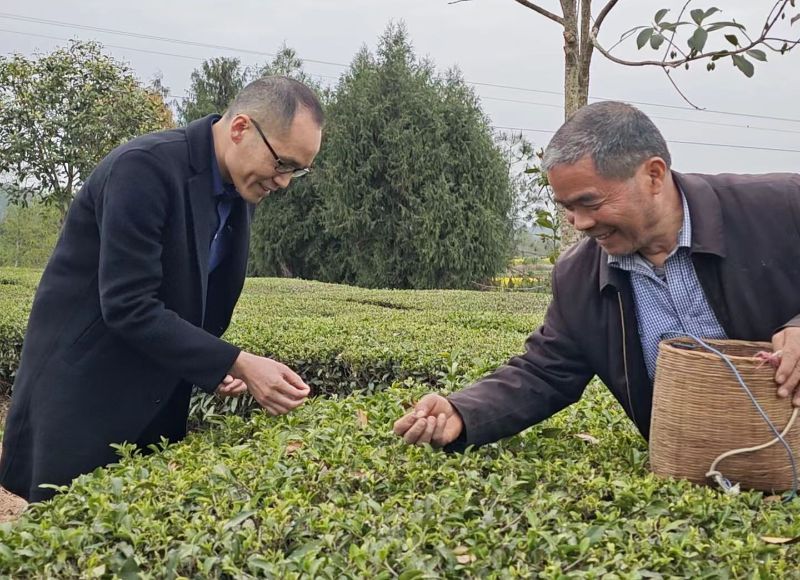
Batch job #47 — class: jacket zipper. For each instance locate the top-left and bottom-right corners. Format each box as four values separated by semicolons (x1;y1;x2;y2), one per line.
617;290;639;427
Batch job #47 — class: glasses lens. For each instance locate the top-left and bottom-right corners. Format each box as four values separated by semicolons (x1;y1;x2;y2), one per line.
291;168;310;178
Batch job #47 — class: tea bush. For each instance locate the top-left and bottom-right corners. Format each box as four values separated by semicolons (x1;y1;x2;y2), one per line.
1;269;798;577
2;385;798;577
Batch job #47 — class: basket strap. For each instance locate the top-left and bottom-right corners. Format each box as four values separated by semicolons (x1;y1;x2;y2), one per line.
706;408;799;495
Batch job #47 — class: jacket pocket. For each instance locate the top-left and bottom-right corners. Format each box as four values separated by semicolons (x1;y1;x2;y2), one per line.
61;315;109;367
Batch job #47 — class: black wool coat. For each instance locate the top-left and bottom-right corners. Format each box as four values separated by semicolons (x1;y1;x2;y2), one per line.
0;115;251;501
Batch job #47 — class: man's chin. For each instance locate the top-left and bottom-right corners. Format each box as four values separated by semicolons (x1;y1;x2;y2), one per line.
243;190;269;204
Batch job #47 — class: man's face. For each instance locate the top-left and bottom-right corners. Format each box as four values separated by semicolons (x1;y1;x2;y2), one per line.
547;155;662;256
225;109;322;205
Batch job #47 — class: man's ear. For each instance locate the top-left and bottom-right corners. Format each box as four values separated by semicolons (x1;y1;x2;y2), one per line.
228;114;250;145
643;156;668;192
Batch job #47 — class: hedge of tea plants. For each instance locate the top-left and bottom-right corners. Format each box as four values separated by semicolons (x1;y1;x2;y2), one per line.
1;269;798;577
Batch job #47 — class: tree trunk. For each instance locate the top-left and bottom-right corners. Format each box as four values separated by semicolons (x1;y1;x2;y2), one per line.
558;0;593;249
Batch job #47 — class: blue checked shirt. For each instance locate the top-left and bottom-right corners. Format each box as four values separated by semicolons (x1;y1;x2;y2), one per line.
608;192;727;380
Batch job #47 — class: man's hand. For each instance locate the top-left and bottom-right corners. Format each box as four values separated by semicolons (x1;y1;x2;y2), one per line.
215;374;248;398
393;394;463;447
772;326;800;407
229;352;310;415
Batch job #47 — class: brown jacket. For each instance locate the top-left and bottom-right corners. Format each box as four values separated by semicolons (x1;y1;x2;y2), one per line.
448;171;800;449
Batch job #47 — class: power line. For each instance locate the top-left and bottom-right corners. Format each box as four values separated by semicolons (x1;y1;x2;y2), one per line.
495;125;800;153
469;82;800;124
0;28;206;61
0;25;796;155
0;28;341;86
0;12;346;68
6;28;798;154
3;11;800;124
482;95;800;136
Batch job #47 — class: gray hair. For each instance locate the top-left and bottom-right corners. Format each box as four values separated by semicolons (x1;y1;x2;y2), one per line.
225;76;324;134
542;101;671;179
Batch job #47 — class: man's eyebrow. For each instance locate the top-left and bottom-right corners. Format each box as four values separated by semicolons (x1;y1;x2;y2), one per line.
555;193;600;205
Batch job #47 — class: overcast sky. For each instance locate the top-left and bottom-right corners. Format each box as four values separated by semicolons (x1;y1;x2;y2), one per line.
1;1;798;174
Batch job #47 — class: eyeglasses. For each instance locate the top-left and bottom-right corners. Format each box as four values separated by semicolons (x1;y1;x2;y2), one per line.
249;117;311;178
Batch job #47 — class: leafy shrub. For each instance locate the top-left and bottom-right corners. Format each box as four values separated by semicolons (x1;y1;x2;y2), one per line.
2;384;798;577
0;270;550;416
3;269;796;577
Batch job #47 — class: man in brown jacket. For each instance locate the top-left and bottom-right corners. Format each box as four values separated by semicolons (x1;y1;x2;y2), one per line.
394;101;800;449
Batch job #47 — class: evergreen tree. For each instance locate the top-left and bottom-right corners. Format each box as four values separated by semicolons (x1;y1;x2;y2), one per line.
317;23;514;288
177;57;249;124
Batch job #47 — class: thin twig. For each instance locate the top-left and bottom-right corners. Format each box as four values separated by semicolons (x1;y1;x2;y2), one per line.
593;0;619;32
661;1;692;64
512;0;564;26
662;69;703;110
591;0;799;68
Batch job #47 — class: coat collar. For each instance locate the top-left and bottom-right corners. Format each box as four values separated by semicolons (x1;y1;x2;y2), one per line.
185;114;221;319
186;114;221;174
598;170;726;293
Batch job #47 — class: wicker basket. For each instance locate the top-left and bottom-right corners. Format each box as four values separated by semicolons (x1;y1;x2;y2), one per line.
650;337;799;492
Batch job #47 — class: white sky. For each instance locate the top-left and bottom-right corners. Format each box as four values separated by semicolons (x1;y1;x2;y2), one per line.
1;1;798;174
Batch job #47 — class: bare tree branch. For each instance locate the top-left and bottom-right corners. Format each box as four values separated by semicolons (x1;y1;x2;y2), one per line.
593;0;619;32
513;0;564;25
662;69;703;110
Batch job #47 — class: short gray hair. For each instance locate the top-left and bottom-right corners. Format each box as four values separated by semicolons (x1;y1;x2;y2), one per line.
225;76;324;134
542;101;671;179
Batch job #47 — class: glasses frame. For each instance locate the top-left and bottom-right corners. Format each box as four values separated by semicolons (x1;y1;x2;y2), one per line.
249;117;311;178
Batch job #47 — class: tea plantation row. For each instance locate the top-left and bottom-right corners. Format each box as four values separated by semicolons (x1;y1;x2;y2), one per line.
0;268;798;578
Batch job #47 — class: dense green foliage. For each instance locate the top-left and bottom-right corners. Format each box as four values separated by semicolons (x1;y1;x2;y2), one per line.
0;204;61;268
249;24;515;289
0;269;547;403
177;57;249;124
3;387;799;577
0;40;174;220
1;268;799;577
0;269;38;394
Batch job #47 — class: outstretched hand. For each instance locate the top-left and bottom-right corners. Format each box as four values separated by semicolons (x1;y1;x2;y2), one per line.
392;393;464;447
230;352;310;416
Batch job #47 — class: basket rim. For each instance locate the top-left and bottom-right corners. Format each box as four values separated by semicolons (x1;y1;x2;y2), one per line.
659;337;774;363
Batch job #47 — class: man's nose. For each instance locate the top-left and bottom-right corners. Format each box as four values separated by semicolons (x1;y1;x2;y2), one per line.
569;209;595;231
274;172;292;189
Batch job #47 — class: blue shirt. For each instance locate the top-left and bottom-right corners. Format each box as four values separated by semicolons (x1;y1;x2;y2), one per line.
208;123;240;273
608;192;727;380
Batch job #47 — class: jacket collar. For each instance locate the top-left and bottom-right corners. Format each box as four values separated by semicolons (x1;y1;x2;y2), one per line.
598;170;726;293
186;114;220;174
184;114;221;320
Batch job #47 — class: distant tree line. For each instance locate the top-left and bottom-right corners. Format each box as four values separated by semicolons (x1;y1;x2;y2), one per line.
0;23;523;288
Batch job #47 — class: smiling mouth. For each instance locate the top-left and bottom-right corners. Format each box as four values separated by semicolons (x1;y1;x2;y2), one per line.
591;230;615;241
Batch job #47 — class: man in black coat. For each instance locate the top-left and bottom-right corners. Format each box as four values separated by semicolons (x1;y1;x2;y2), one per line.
0;76;324;502
394;101;800;449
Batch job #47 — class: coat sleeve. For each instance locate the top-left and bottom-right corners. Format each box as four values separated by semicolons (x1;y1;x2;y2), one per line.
96;148;240;391
446;265;595;449
780;174;800;330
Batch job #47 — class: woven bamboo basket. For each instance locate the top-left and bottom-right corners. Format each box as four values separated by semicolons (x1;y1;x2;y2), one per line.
650;337;799;492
